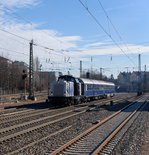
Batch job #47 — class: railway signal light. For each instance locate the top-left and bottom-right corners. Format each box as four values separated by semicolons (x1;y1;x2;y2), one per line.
22;69;27;79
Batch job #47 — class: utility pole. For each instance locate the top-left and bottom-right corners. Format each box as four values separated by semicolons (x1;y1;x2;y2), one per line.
144;65;147;93
125;67;129;73
48;72;50;96
91;56;93;78
137;54;141;95
100;68;103;80
138;54;141;72
80;60;82;78
28;40;34;100
22;69;27;99
40;64;42;93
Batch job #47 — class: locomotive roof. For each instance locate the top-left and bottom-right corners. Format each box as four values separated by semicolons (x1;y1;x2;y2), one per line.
79;78;115;86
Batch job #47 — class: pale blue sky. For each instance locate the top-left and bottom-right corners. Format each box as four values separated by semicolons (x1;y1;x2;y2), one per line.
0;0;149;78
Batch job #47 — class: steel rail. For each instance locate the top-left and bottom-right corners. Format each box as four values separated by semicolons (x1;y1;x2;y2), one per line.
0;98;117;142
7;125;72;155
0;96;133;136
50;96;144;155
0;95;136;153
0;94;137;155
0;95;127;128
0;108;51;123
93;99;148;154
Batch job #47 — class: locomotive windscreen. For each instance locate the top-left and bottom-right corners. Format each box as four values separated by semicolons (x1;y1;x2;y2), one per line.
58;75;76;82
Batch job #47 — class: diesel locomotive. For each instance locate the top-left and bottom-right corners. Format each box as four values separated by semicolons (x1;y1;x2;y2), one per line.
48;75;115;105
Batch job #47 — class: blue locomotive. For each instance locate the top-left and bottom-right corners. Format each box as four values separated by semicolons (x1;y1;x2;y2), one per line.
48;75;115;105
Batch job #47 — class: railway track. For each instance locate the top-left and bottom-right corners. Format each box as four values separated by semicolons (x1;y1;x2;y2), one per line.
0;94;135;129
0;96;129;135
0;93;137;154
0;93;134;118
50;95;148;155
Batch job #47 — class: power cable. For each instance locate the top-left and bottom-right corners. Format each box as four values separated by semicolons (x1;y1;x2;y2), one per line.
78;0;137;66
2;3;84;61
0;46;29;56
0;27;82;62
0;4;83;62
0;4;32;25
97;0;136;55
0;3;99;71
0;31;29;47
34;42;82;61
0;28;30;41
0;3;72;50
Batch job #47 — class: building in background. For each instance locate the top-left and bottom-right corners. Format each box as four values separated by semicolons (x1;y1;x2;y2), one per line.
0;57;28;94
0;56;12;67
40;71;62;91
1;55;149;94
0;56;13;94
13;61;28;71
0;55;63;94
117;71;149;92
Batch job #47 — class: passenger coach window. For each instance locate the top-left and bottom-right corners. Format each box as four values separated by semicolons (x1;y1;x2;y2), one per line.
87;84;92;90
94;85;98;90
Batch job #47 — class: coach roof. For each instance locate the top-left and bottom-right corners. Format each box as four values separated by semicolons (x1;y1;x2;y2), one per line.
79;78;115;86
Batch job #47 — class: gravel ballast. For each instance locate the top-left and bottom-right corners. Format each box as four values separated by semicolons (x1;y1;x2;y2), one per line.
12;98;136;154
1;93;144;155
112;100;149;155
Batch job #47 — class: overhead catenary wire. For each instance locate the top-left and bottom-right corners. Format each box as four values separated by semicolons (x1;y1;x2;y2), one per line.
0;42;80;73
0;3;80;58
0;6;80;74
0;3;85;69
0;26;82;63
0;1;131;74
33;41;82;61
0;3;33;25
0;46;29;56
78;0;137;67
0;28;82;68
97;0;137;56
0;31;30;48
0;3;68;45
97;0;124;42
0;28;30;42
